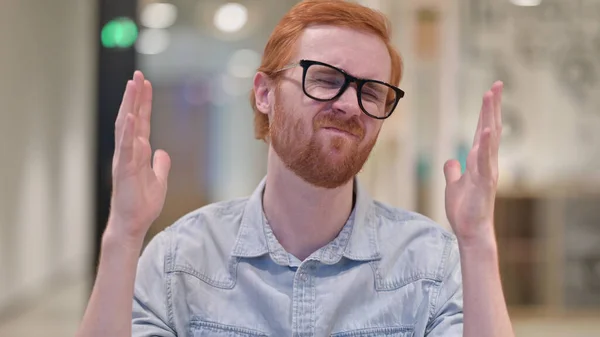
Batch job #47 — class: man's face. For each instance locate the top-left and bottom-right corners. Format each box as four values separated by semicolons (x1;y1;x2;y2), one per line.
269;25;392;189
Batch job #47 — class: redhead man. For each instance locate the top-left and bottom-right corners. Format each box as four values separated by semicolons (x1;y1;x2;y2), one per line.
77;1;513;336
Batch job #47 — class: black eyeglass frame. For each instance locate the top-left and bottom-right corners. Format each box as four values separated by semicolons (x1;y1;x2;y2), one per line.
275;59;405;119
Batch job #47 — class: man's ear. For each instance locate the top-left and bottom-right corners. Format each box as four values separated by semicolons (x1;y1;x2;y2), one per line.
253;72;273;115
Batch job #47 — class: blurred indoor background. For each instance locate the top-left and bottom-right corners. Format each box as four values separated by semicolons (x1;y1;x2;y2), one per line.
0;0;599;336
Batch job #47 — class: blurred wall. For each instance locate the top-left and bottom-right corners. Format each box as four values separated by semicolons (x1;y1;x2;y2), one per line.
0;0;95;313
457;0;600;192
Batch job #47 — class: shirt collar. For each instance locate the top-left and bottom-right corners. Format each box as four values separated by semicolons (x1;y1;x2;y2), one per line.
230;176;270;258
230;176;381;264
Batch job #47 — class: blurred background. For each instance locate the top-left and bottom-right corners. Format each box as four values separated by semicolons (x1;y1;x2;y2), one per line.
0;0;599;336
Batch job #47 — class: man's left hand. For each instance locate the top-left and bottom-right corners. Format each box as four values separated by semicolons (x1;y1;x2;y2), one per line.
443;81;504;247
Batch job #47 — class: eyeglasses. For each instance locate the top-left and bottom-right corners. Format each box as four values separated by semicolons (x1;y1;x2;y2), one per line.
274;59;404;119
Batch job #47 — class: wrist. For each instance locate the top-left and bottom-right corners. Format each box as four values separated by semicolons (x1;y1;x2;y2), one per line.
458;236;500;273
456;224;498;255
102;217;147;253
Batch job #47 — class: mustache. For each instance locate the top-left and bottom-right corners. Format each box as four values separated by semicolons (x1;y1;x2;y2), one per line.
314;114;365;139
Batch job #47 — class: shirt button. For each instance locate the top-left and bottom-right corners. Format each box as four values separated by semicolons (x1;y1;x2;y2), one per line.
309;264;317;272
299;272;307;281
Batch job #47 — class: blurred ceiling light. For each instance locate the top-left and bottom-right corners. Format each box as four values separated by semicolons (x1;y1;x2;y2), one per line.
510;0;542;6
136;29;170;55
101;17;138;48
214;3;248;33
227;49;261;78
140;3;178;29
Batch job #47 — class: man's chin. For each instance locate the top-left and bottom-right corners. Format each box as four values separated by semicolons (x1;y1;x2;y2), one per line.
300;168;355;189
319;138;357;155
325;154;356;169
291;151;366;189
317;153;364;176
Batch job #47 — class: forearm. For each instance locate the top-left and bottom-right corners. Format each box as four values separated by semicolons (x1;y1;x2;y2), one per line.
459;231;514;337
76;220;144;337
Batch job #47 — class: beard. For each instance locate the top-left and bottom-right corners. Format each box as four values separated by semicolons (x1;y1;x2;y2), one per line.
269;94;378;189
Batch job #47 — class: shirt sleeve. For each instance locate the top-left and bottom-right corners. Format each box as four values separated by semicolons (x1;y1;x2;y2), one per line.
425;236;464;337
132;230;178;337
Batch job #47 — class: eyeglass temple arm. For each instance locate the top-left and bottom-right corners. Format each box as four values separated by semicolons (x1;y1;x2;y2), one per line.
273;62;300;73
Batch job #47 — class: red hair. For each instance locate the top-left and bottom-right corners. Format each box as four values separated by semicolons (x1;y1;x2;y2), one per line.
250;0;404;141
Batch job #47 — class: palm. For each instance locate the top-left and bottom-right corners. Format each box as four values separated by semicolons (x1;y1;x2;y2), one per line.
112;143;166;229
110;71;171;239
444;82;503;242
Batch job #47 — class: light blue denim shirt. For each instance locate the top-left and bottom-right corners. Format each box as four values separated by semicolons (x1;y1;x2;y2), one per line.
132;177;463;337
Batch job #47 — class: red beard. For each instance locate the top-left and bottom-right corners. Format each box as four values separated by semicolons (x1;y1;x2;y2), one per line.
269;95;377;189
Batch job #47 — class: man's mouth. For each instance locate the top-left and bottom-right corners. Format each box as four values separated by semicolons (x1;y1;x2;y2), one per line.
322;126;359;138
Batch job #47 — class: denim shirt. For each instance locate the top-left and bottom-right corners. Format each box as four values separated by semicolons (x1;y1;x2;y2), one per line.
132;177;463;337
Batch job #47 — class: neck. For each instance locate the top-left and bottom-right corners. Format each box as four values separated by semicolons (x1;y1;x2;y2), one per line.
263;146;354;261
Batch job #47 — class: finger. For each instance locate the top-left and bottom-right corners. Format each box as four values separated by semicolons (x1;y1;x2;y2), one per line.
482;91;495;141
472;112;482;147
483;90;501;163
477;127;494;179
466;144;479;174
153;149;171;186
443;159;462;184
138;80;153;139
133;71;145;117
491;81;503;134
115;81;136;149
116;113;135;171
472;92;487;147
134;135;153;168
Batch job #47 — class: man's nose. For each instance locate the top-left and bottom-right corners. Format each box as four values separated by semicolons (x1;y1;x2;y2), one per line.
331;84;361;117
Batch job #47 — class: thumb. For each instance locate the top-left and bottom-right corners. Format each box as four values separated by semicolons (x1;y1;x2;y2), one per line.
153;149;171;185
444;159;462;184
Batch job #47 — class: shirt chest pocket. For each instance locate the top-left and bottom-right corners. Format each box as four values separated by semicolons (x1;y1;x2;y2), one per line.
189;319;269;337
331;326;414;337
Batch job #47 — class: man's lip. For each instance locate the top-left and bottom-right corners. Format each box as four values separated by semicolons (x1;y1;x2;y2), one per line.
322;127;359;138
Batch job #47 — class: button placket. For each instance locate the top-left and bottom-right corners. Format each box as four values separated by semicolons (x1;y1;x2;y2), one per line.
296;261;316;282
292;262;317;336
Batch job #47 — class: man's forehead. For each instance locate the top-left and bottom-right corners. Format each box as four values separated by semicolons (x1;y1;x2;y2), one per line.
294;25;391;82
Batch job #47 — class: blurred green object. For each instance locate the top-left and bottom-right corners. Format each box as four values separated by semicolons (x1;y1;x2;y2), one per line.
457;142;468;174
417;154;430;182
101;17;138;48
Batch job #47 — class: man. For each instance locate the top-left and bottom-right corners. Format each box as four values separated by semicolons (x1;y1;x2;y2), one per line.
77;1;514;336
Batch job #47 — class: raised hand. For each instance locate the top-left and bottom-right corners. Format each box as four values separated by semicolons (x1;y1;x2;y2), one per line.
109;71;171;241
443;81;503;245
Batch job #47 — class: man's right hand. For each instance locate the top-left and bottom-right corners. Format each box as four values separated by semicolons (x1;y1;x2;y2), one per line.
76;71;172;337
108;71;171;243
